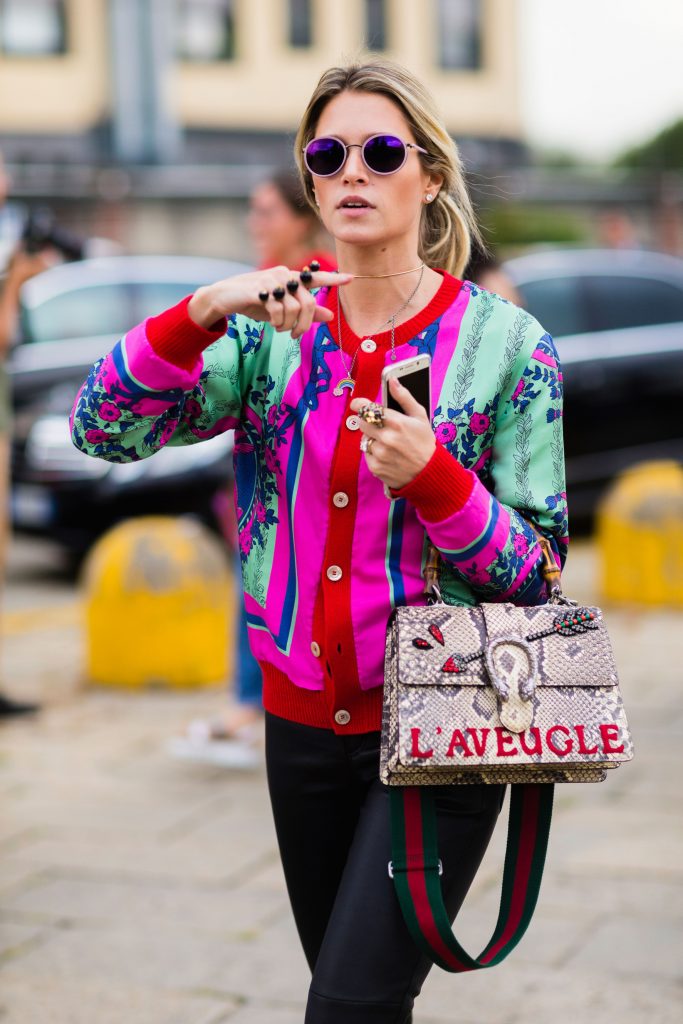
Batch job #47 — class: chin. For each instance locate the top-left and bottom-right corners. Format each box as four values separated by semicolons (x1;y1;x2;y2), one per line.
331;222;384;247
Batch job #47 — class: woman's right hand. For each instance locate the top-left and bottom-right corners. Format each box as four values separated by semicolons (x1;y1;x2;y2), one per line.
188;267;353;341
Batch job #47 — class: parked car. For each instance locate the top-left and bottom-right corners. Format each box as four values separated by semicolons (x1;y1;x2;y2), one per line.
9;255;252;555
502;248;683;524
9;248;683;553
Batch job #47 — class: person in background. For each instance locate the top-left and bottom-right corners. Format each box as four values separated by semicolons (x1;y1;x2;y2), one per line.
171;169;335;766
248;168;336;274
597;208;640;250
464;238;522;305
0;150;59;718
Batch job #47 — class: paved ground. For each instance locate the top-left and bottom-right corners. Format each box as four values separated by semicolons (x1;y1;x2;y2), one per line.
0;536;681;1023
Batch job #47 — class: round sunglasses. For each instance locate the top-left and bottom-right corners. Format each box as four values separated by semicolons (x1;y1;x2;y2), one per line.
303;133;428;177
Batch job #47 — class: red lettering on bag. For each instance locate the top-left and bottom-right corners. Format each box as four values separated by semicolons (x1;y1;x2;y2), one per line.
445;729;473;758
546;725;573;756
518;728;543;756
495;727;518;757
599;723;625;754
466;728;490;756
575;725;599;755
410;728;434;759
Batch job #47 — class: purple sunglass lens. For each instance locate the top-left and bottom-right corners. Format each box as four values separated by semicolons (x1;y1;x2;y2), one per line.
363;135;406;173
305;137;345;175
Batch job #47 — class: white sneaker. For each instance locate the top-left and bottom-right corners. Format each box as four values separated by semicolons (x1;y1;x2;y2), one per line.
167;730;262;770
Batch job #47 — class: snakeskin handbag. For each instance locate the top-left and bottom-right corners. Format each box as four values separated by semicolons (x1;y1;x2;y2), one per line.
381;533;633;973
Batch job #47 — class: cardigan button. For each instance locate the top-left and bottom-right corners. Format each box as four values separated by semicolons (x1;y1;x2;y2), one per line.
326;565;343;582
333;491;349;508
360;338;376;353
310;641;321;658
346;415;360;431
334;709;351;726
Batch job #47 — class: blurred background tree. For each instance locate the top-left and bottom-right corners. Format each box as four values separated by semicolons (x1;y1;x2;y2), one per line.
479;204;589;252
614;118;683;173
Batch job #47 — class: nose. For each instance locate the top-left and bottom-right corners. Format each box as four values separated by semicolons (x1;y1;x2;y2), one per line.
341;144;368;184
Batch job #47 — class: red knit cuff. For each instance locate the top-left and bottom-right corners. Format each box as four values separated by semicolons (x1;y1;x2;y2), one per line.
392;442;475;522
146;295;226;370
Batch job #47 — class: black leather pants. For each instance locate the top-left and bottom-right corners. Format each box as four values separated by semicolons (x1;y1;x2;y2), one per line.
265;712;505;1023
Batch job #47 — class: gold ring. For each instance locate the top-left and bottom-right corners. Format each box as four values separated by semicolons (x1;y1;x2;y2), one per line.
360;435;374;454
358;402;385;428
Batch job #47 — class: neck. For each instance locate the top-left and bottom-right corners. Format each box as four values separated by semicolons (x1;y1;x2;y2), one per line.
334;242;441;337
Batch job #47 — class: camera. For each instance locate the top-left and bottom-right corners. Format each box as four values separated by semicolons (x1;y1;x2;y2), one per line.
21;207;84;262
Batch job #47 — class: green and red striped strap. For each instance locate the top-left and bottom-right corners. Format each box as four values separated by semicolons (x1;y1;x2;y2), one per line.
388;783;553;972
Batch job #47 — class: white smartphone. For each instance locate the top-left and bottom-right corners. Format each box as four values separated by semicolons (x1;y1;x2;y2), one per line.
380;354;432;498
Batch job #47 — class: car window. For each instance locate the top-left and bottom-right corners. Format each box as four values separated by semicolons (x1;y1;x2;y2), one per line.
515;276;586;338
585;276;683;331
132;282;206;323
20;280;204;344
21;284;135;343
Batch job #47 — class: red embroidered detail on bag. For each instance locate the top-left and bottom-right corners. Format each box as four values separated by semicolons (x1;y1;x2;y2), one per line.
441;656;462;673
408;722;624;758
466;727;490;756
445;729;473;758
412;637;432;650
495;727;519;757
599;723;625;754
410;728;434;759
428;624;445;646
518;727;543;756
546;725;573;756
575;725;599;755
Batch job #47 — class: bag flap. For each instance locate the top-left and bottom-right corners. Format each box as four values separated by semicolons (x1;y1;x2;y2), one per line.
394;602;618;689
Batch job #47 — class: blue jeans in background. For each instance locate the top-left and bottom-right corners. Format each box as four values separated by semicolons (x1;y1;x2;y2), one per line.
235;553;263;707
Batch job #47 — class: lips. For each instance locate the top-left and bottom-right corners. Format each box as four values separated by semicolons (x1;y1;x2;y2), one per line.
337;195;374;209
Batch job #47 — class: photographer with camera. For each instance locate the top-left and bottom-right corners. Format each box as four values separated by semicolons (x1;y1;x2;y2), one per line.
0;149;64;718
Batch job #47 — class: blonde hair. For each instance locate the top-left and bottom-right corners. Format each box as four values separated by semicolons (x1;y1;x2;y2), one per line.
294;58;484;278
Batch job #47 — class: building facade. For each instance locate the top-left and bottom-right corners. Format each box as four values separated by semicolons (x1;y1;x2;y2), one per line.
0;0;524;165
0;0;525;255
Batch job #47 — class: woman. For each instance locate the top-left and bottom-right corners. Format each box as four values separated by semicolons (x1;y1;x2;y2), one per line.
71;59;568;1024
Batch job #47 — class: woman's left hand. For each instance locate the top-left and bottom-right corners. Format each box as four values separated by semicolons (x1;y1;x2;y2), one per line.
350;378;435;491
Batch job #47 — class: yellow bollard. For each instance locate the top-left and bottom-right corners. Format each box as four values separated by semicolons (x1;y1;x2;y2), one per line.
595;460;683;607
82;516;235;689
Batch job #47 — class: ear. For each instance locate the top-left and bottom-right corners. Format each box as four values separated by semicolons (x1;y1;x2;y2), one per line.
425;171;444;199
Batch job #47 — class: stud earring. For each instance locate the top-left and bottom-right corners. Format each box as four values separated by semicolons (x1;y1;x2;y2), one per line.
425;193;434;203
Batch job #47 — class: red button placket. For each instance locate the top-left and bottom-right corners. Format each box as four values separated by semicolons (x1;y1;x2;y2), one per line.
316;344;385;731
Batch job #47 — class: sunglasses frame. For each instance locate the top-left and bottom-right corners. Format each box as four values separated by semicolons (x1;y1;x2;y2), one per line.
303;133;428;178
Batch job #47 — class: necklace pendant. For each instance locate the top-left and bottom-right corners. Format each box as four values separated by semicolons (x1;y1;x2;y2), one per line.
333;376;355;396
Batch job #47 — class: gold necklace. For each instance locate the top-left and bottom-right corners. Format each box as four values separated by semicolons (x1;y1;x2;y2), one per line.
333;263;426;396
337;263;425;280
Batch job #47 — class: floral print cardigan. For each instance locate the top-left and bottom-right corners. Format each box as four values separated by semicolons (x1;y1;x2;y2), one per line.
70;272;569;734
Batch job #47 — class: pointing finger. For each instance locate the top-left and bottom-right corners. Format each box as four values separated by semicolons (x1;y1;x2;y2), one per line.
309;271;354;286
